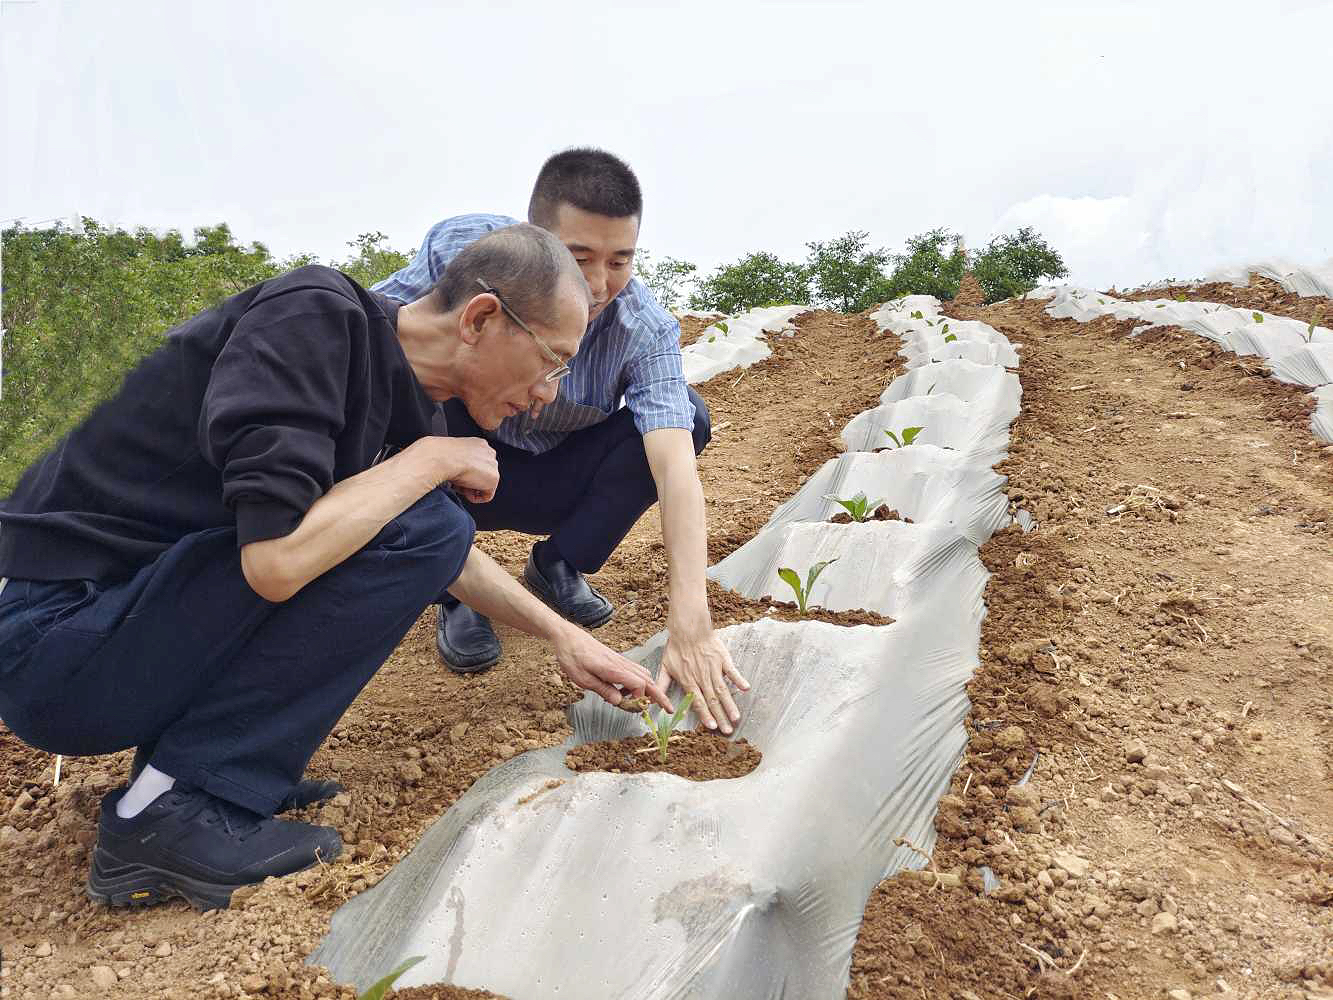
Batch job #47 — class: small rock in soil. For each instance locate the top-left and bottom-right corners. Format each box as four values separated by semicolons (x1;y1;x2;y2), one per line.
1151;911;1179;935
1126;741;1149;763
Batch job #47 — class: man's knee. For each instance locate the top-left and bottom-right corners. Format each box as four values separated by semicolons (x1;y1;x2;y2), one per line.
384;489;476;593
688;387;712;455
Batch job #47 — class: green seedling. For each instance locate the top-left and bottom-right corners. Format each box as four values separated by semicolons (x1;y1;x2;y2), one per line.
717;320;729;334
1251;311;1264;323
1306;309;1322;343
357;957;425;1000
642;692;695;763
824;491;885;522
707;335;716;342
883;426;924;448
777;559;837;614
943;333;958;343
1174;293;1187;301
911;310;924;320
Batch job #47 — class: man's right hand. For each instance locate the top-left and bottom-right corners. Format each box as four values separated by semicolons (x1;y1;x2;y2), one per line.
413;436;499;503
551;623;674;714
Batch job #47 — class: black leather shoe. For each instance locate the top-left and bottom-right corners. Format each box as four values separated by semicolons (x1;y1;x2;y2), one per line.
436;600;502;674
523;542;614;629
87;786;342;911
129;747;343;815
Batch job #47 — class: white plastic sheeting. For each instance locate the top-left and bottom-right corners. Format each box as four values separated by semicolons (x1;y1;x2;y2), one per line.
312;295;1021;998
1032;285;1333;444
679;305;811;384
1203;258;1333;299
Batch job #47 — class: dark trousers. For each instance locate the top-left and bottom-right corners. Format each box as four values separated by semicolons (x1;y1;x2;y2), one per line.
0;489;473;816
444;387;712;575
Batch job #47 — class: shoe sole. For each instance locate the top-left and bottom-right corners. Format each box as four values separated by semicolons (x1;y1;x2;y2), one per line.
436;633;502;674
86;846;327;912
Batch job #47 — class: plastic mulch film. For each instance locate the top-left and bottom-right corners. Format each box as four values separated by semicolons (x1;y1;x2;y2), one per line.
1033;285;1333;444
1203;258;1333;299
679;305;811;384
311;294;1019;998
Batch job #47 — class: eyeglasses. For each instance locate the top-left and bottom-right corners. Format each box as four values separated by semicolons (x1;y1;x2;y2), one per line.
475;277;572;384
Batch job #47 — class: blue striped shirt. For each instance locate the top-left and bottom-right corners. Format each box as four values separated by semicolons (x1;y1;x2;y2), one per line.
374;213;694;454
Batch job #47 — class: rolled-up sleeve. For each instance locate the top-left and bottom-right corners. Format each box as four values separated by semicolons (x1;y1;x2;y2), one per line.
623;319;696;435
199;291;356;545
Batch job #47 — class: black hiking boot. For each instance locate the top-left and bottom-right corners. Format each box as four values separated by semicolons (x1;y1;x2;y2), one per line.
87;786;342;911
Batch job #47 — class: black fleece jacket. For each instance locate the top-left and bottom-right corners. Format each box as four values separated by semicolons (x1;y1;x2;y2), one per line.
0;266;437;583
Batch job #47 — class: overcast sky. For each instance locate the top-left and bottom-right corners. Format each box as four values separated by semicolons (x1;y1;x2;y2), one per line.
4;0;1332;291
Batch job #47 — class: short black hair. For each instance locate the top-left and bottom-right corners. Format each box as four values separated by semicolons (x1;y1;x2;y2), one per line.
432;223;586;327
528;148;643;229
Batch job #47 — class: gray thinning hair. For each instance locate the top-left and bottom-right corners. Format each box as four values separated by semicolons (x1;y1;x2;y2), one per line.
431;223;586;328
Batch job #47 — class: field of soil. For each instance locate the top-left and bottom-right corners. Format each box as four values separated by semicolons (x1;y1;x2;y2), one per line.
2;282;1330;1000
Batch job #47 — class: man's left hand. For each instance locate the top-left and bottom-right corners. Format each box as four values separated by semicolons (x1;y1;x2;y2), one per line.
657;631;750;736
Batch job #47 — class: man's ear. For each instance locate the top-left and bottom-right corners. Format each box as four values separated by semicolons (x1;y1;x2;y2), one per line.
457;293;499;347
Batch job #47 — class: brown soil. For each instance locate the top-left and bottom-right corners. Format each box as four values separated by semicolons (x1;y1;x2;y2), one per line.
846;294;1333;998
564;729;761;780
389;987;504;1000
1117;273;1333;330
677;313;724;347
0;308;905;1000
954;272;986;307
832;505;911;524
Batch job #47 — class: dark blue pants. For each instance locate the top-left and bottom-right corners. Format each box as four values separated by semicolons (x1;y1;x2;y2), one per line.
0;489;473;816
444;387;712;574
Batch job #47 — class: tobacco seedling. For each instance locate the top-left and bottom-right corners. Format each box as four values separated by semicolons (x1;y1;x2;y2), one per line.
717;321;729;335
1306;309;1323;343
911;310;924;320
824;491;885;522
777;558;838;614
883;426;924;448
1251;311;1264;323
358;957;425;1000
642;692;695;763
943;333;958;343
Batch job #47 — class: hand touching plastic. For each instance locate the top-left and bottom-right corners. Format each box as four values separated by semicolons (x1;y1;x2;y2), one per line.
657;630;749;736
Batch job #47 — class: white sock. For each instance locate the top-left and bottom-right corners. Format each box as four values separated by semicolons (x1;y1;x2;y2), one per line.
116;763;176;819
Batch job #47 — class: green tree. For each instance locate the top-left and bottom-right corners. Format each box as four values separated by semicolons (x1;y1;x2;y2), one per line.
332;231;411;289
686;252;810;314
882;228;967;301
970;226;1068;303
633;249;697;310
804;230;893;312
1;219;287;494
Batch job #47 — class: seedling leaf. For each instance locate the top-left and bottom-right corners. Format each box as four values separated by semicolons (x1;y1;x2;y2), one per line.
943;333;957;343
717;321;729;334
901;426;924;446
358;957;426;1000
910;310;924;320
805;558;837;597
1252;311;1263;323
883;429;902;448
708;335;715;342
777;567;803;606
641;692;695;763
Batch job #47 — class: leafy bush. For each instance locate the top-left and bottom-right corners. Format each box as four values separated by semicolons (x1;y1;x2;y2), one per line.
0;219;411;496
881;228;966;301
686;252;810;313
1;219;295;495
969;227;1068;303
805;231;893;313
634;249;698;310
333;231;412;289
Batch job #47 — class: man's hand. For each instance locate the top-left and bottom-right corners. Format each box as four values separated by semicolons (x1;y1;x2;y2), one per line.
413;436;499;503
551;624;674;714
657;631;750;735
